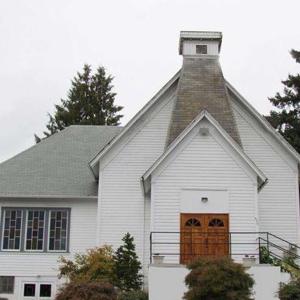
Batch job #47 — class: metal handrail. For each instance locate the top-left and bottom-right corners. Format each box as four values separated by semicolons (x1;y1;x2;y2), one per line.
259;237;300;259
267;232;300;250
150;231;300;267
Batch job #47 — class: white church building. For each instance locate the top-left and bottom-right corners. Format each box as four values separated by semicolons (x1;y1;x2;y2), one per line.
0;31;299;300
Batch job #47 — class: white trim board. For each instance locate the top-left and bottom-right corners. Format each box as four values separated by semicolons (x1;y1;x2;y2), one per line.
226;80;300;165
89;70;181;178
142;110;267;192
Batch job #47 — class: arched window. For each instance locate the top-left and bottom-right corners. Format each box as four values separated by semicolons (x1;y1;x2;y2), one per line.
208;218;224;227
185;218;201;227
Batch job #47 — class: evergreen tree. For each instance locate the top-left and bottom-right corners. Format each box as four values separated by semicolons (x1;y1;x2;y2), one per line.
35;64;123;142
267;50;300;153
113;233;143;291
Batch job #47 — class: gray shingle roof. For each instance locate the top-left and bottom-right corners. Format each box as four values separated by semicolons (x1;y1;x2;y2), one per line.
0;125;122;197
167;57;241;147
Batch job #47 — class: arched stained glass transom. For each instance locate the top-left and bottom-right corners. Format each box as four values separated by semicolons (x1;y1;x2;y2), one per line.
185;218;201;227
208;218;224;227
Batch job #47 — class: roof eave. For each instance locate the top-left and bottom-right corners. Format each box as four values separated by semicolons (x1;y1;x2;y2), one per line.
226;80;300;165
88;70;181;172
142;110;267;187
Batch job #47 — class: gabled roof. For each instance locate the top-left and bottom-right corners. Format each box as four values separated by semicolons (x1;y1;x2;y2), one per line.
89;70;181;177
226;81;300;164
0;125;122;198
166;56;241;147
142;110;267;191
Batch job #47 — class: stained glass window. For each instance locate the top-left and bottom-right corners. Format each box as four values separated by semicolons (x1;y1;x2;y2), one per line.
1;208;70;252
2;209;22;250
49;210;68;251
26;210;45;251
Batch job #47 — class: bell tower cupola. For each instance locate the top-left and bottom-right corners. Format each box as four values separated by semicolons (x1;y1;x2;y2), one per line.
179;31;222;56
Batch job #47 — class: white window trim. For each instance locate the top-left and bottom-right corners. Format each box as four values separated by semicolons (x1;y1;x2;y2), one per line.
24;209;46;253
47;209;69;253
1;209;23;252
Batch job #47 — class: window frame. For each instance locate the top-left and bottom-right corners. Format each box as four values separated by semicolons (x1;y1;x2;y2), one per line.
1;209;23;252
0;276;15;294
23;282;36;297
39;283;52;298
24;209;46;253
0;207;70;253
47;209;70;253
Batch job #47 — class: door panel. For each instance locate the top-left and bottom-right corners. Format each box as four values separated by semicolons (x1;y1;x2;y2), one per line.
206;214;229;257
180;213;229;264
180;214;205;264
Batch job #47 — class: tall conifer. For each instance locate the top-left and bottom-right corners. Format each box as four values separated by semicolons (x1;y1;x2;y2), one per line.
268;50;300;152
114;233;143;291
35;64;123;142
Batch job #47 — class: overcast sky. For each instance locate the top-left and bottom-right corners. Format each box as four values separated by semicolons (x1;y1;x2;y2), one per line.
0;0;299;162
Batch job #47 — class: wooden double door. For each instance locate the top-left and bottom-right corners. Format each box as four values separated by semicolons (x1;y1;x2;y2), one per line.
180;213;229;264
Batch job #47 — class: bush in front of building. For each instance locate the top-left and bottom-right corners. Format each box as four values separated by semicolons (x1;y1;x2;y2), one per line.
184;257;254;300
55;281;117;300
118;290;148;300
278;278;300;300
58;245;115;284
57;233;146;299
114;233;143;291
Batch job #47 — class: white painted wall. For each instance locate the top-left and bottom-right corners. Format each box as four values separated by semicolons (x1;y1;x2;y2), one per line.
182;40;219;56
180;189;229;213
148;264;290;300
151;120;258;263
230;91;300;247
0;198;97;300
98;80;178;273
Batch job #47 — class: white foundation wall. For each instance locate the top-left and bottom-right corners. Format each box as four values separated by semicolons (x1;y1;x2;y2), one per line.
98;81;177;272
0;198;97;300
148;264;290;300
230;93;300;245
151;124;258;263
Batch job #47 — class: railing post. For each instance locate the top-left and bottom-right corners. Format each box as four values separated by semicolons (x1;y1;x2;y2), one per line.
258;237;261;264
150;232;152;264
229;232;232;258
267;232;270;255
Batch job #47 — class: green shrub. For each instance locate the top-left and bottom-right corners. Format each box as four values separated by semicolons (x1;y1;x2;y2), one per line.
184;257;254;300
58;245;115;283
118;290;148;300
279;278;300;300
55;282;117;300
114;233;143;291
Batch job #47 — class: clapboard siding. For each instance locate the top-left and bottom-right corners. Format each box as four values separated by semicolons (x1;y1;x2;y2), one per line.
231;96;299;244
151;123;257;263
98;83;177;269
0;198;97;276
